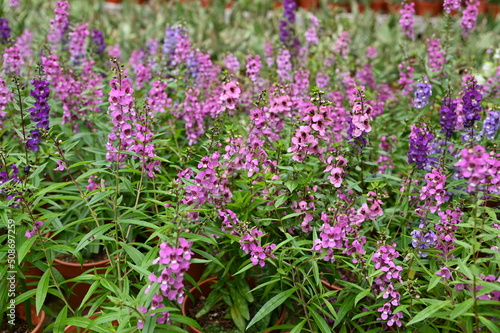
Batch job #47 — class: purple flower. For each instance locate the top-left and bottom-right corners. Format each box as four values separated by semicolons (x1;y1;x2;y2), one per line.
0;18;11;44
25;221;44;239
462;83;482;129
480;109;500;141
413;82;432;110
69;23;90;65
440;97;458;138
426;37;445;73
443;0;461;13
461;0;479;38
91;29;106;55
408;124;434;170
400;2;415;40
47;1;70;51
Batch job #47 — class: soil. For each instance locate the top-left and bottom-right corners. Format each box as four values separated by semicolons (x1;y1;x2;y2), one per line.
57;251;108;264
0;314;31;333
189;296;236;332
188;296;277;333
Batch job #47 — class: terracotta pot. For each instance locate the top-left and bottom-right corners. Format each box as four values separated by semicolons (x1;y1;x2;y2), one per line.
488;3;499;16
387;3;401;12
53;257;110;309
477;0;488;13
370;0;387;12
329;3;351;12
15;304;46;333
414;0;443;16
298;0;320;10
105;0;121;3
181;277;286;333
21;261;44;291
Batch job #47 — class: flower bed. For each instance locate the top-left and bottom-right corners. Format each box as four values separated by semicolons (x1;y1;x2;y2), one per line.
0;0;499;332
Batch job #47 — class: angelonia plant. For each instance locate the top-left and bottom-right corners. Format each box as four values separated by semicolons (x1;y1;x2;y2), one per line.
0;0;499;332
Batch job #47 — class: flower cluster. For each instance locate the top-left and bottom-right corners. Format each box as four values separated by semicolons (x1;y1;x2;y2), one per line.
454;145;500;193
324;155;348;188
141;238;193;328
91;29;106;55
435;208;463;259
480;109;500;141
377;135;397;174
410;223;437;256
3;44;23;75
426;37;445;73
399;2;415;40
105;68;136;166
443;0;461;14
461;81;482;129
25;220;44;239
372;244;404;327
276;48;292;82
420;168;448;213
440;97;458;138
246;55;261;82
26;79;51;151
224;53;240;75
134;104;161;178
350;100;373;138
218;209;276;267
0;74;12;114
147;80;172;113
398;60;415;95
414;82;432;109
48;0;70;50
288;125;321;162
332;31;350;61
0;18;10;44
220;80;241;111
69;23;89;65
461;0;479;38
408;124;434;170
305;15;319;46
279;0;299;50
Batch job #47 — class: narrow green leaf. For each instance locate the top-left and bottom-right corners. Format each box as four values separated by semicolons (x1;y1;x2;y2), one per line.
282;212;303;220
479;316;500;333
354;288;371;306
407;300;451;326
427;274;441;291
290;319;307;333
120;242;144;266
246;287;297;329
310;309;332;333
450;299;474;319
36;269;50;314
230;303;246;332
74;224;114;253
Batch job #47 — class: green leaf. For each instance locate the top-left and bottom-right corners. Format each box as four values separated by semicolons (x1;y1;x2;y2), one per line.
169;313;201;330
290;318;307;333
120;242;144;266
406;300;451;326
354;288;371;306
74;224;114;253
479;316;500;333
450;298;474;319
246;287;297;329
36;269;50;314
230;303;246;332
427;274;441;291
232;291;250;321
196;289;220;318
310;309;332;333
285;180;299;193
282;212;303;220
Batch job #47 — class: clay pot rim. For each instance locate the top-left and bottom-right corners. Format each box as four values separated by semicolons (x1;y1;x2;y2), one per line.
16;303;46;333
181;277;287;333
53;257;111;268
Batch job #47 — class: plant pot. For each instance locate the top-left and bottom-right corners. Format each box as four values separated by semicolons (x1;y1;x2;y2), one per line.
414;0;443;16
297;0;320;10
370;0;387;12
14;304;46;333
488;3;499;16
53;257;110;309
387;3;401;12
181;277;286;333
477;0;488;13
